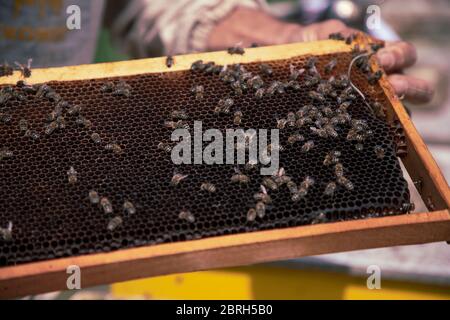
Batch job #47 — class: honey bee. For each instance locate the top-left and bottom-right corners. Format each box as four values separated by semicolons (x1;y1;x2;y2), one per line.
309;90;326;102
323;151;341;166
286;80;301;91
123;201;136;215
0;90;12;106
322;107;334;117
191;60;205;72
105;143;123;154
233;110;243;126
45;121;58;135
158;142;172;153
166;55;174;68
267;143;285;154
335;163;344;178
24;130;40;141
306;57;317;69
287;133;305;145
203;61;218;74
260;63;273;76
231;169;250;184
289;64;305;80
0;62;14;77
15;58;32;78
370;42;384;52
262;177;278;191
324;124;338;138
324;58;337;74
351;119;368;130
231;80;244;96
100;197;113;214
35;83;52;98
46;90;62;103
89;133;101;144
171;172;189;186
276;118;287;130
165;120;189;130
297;176;315;198
89;190;100;204
273;168;291;186
113;80;131;97
372;102;386;118
311;212;328;225
291;192;303;202
216;98;234;114
300;176;315;190
286;112;296;127
67;166;78;184
0;149;13;160
67;104;82;116
179;210;195;223
266;81;284;95
254;185;272;204
346;34;356;45
287;181;298;195
191;85;205;100
107;216;123;231
244;160;258;171
329;32;345;41
56;115;66;129
375;146;386;159
301;140;315;153
255;201;266;218
335;74;350;88
171;110;189;120
337;176;354;191
309;127;328;138
0;112;12;124
368;70;383;85
47;108;61;122
19;119;28;133
248;75;264;90
0;221;13;241
296;117;312;128
76;116;92;129
227;45;245;55
100;81;115;93
324;182;337;196
247;208;257;222
401;202;415;213
201;182;216;193
255;88;265;99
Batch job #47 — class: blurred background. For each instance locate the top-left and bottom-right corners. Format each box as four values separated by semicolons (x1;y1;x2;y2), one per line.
2;0;449;299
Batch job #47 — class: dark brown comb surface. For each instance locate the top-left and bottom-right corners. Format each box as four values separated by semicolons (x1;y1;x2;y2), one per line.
0;52;409;267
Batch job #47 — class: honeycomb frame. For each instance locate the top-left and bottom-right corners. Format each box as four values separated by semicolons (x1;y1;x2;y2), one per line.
0;38;449;299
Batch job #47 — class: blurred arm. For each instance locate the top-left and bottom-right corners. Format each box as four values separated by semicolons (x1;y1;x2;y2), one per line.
104;0;267;57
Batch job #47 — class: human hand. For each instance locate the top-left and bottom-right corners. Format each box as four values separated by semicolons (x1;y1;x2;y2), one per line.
207;8;433;104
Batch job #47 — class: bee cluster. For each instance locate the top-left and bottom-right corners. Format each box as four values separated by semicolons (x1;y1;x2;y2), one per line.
0;59;32;78
154;35;413;225
0;38;413;266
0;76;135;238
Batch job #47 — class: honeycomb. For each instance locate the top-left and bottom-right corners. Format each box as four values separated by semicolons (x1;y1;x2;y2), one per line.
0;52;410;267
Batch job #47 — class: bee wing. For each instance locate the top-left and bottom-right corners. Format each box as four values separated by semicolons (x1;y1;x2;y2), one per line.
260;185;268;195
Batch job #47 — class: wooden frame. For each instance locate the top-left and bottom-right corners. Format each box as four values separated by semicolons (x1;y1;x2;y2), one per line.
0;40;449;299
